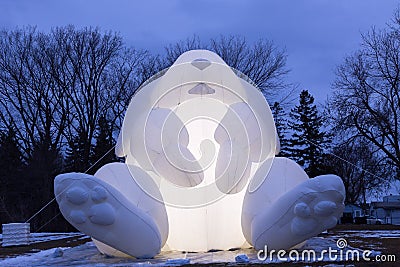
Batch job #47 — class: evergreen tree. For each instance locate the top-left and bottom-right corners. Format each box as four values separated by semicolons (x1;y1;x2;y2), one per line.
0;127;24;178
271;102;289;156
0;126;25;222
24;140;64;230
287;90;330;177
90;115;117;173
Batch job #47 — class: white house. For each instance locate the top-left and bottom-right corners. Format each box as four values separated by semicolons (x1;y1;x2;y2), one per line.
370;195;400;225
340;204;364;224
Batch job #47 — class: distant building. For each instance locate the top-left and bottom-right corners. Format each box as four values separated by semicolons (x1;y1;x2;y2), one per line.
370;195;400;225
340;204;364;224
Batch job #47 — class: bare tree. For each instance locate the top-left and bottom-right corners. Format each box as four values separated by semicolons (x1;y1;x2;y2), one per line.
330;11;400;179
0;26;167;165
57;27;163;172
324;139;388;204
57;26;124;165
107;49;164;131
162;35;290;99
0;26;155;228
0;27;69;159
210;35;289;97
163;35;202;66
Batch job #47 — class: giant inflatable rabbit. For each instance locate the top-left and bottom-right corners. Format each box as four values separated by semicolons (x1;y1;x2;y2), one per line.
54;50;345;258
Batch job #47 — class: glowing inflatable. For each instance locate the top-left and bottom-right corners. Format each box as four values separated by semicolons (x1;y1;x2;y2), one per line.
54;50;345;258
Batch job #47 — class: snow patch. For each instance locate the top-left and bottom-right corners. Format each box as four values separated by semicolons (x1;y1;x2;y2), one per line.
1;247;69;267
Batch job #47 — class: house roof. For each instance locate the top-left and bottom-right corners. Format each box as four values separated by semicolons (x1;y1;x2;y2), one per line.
371;202;400;209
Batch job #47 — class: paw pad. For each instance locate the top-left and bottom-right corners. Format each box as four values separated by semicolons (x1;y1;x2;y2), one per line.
294;202;311;217
88;203;116;226
70;210;86;224
314;201;337;216
66;187;89;205
91;186;108;202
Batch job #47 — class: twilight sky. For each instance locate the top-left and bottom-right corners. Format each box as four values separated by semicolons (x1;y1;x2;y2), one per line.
1;0;399;102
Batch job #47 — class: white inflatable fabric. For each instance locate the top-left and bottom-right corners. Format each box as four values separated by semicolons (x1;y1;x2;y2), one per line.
117;50;277;252
54;50;345;258
54;170;165;258
242;157;345;250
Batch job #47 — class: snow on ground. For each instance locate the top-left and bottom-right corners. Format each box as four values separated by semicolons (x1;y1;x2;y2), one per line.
330;230;400;239
0;232;390;266
0;232;86;245
0;247;70;267
30;233;86;243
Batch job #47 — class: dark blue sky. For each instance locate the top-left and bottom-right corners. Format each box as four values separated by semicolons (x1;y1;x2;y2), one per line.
1;0;399;102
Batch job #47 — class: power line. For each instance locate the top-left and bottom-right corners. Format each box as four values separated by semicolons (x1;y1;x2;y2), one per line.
304;138;383;181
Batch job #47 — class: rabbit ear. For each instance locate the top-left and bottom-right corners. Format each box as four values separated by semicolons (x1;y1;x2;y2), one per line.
215;102;275;163
213;103;252;194
215;139;252;194
128;107;205;187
